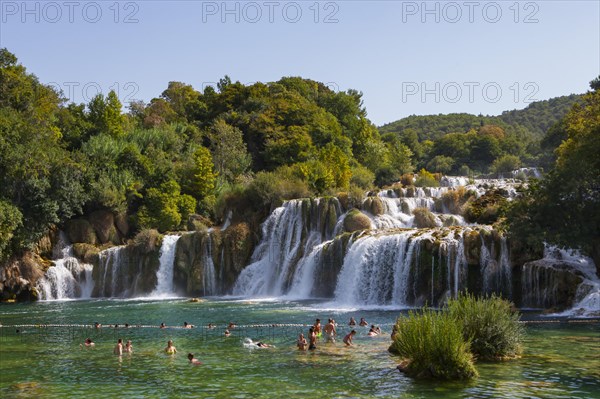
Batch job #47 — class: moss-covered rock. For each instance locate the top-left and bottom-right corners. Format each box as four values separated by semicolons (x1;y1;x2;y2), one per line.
412;208;438;228
520;260;585;310
72;243;100;264
89;210;120;244
363;196;385;216
65;219;97;245
343;209;372;233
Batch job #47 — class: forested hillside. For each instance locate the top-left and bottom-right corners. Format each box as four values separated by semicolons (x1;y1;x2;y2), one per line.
379;94;583;173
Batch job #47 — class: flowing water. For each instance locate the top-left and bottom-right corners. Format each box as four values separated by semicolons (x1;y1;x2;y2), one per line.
0;299;598;399
150;235;182;297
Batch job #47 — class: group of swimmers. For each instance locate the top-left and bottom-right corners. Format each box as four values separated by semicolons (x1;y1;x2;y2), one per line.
297;317;384;350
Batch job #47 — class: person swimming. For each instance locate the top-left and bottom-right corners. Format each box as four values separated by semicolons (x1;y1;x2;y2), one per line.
368;325;379;336
165;340;177;355
224;329;231;337
359;318;368;326
188;353;202;365
81;338;95;348
343;330;357;346
349;317;356;326
183;322;193;329
160;323;166;329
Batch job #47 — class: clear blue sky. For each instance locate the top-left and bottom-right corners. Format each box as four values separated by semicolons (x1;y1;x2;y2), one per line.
1;0;598;125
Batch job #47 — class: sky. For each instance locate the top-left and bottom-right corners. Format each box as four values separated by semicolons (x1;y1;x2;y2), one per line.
1;0;598;125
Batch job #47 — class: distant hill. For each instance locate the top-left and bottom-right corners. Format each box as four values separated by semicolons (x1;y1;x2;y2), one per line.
379;94;583;141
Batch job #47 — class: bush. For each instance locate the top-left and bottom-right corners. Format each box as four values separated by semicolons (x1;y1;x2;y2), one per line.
389;309;478;380
132;228;161;254
343;209;372;232
464;189;508;224
437;187;475;215
414;169;440;187
350;165;375;189
447;294;523;360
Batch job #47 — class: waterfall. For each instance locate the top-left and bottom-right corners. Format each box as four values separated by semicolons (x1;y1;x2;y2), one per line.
202;233;217;296
36;234;94;300
97;246;126;297
233;198;341;297
150;234;182;297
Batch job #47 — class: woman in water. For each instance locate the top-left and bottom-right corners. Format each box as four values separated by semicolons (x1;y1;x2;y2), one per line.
308;327;317;350
81;338;95;348
368;325;379;336
124;340;133;353
165;340;177;355
348;317;356;326
359;318;368;326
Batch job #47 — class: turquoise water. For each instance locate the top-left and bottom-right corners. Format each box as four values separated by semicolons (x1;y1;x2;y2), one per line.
0;298;599;398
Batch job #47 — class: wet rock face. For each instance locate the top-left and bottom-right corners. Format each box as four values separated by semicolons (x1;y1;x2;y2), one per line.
65;211;125;246
0;253;45;301
520;260;585;310
65;219;97;245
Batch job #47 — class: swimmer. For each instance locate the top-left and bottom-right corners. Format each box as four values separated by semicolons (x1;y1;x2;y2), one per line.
256;341;272;348
160;323;166;329
343;330;357;346
81;338;95;348
94;322;101;329
165;340;177;355
228;322;236;329
313;319;322;338
324;319;337;343
297;333;308;350
359;318;368;326
183;322;193;329
368;325;378;336
349;317;356;326
224;329;231;337
188;353;202;365
124;323;130;328
208;323;215;329
114;338;123;355
114;324;119;329
124;340;133;353
308;327;317;350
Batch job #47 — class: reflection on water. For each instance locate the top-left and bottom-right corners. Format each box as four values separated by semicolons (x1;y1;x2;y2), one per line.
0;299;599;399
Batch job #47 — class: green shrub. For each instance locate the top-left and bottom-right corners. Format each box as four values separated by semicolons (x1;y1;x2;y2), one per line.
447;294;523;360
464;189;508;224
132;228;161;254
350;165;375;189
414;169;440;187
389;309;478;380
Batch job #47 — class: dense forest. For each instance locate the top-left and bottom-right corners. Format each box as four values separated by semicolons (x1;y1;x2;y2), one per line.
0;48;598;266
379;94;583;174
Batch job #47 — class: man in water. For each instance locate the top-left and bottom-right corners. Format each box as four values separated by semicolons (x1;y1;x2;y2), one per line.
297;333;307;350
188;353;202;365
349;317;356;326
359;318;368;326
224;329;231;337
165;340;177;355
81;338;95;348
183;322;193;329
324;319;337;343
343;330;357;346
114;339;123;355
368;325;379;336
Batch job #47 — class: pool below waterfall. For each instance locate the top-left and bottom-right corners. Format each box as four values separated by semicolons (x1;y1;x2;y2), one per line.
1;298;599;399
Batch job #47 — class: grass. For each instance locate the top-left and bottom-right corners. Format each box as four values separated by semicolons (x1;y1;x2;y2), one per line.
389;308;478;380
390;294;523;380
448;294;523;360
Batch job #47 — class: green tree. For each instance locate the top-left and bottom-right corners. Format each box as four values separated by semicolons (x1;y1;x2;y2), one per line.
209;119;251;183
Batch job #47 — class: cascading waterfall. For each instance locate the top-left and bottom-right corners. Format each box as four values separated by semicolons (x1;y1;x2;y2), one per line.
233;198;341;296
202;232;217;296
36;234;94;300
97;246;126;297
150;234;182;297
